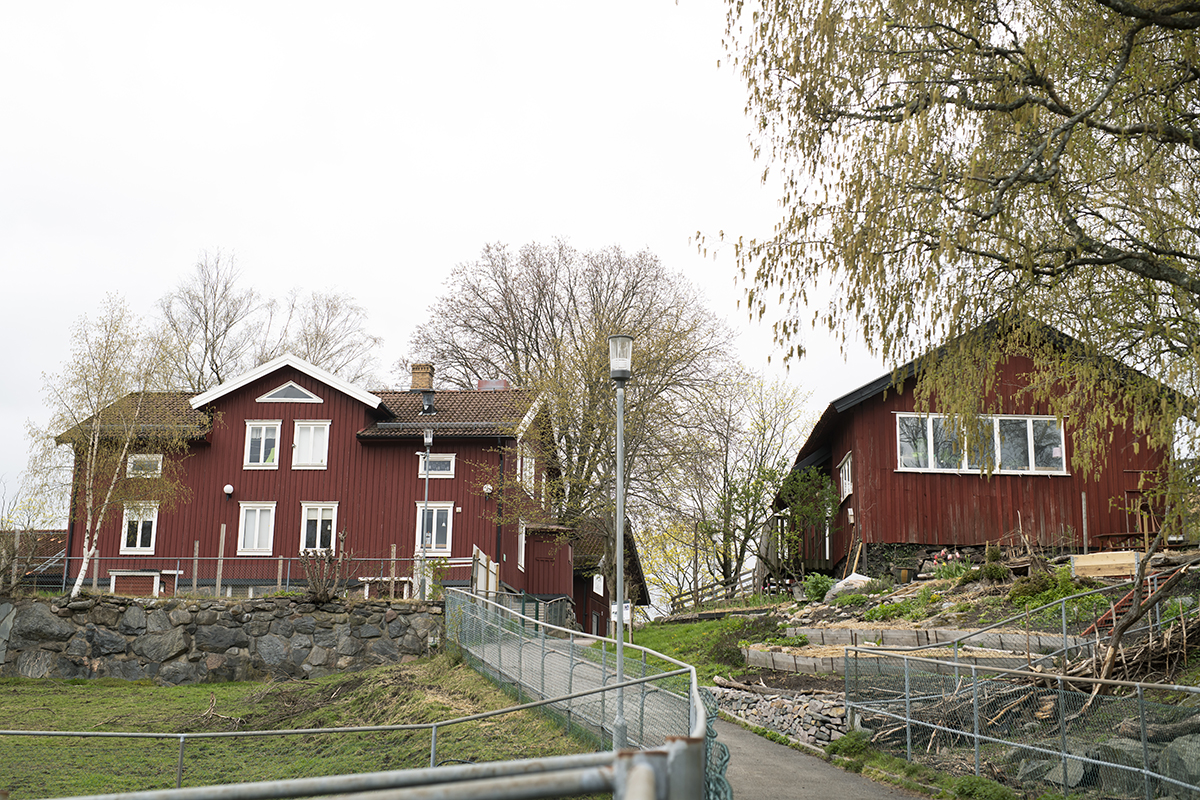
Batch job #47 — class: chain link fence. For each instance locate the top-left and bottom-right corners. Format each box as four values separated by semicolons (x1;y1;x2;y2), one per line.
845;569;1200;799
444;588;733;799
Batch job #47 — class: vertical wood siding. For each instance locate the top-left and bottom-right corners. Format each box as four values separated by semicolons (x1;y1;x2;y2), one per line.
83;366;525;589
814;355;1165;569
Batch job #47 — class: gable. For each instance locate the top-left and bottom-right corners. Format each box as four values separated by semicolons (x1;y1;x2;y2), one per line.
190;354;381;411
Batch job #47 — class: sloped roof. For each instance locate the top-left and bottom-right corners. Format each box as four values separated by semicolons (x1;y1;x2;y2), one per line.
358;389;538;440
569;518;650;606
55;392;208;445
190;353;383;411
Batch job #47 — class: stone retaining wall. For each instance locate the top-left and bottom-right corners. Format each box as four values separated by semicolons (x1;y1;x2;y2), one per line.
0;596;444;685
711;687;849;748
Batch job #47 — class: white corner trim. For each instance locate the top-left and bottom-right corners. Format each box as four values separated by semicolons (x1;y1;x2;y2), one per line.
190;353;381;410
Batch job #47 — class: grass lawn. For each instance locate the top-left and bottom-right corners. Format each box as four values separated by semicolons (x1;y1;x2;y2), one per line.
0;653;595;798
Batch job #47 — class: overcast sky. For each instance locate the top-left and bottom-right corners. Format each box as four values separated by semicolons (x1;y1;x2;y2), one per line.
0;2;888;498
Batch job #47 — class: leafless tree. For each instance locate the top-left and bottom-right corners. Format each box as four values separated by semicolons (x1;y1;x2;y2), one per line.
266;290;383;385
157;252;261;391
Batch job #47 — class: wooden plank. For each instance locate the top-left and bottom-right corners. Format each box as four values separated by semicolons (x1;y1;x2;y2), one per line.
1071;550;1140;578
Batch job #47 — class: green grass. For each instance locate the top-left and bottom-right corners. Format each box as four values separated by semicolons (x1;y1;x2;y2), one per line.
632;615;784;684
0;654;595;798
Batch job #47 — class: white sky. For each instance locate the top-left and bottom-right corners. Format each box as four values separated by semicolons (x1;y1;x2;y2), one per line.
0;2;888;496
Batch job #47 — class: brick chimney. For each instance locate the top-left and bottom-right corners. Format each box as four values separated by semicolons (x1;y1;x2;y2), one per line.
410;363;434;392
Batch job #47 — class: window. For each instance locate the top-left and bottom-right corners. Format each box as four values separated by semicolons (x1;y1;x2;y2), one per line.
519;443;537;491
244;420;281;468
592;574;604;596
126;453;163;478
238;502;276;555
301;503;338;552
120;503;158;554
896;414;1067;474
838;452;853;501
293;421;330;469
257;381;322;403
415;501;454;554
417;453;456;478
517;522;527;572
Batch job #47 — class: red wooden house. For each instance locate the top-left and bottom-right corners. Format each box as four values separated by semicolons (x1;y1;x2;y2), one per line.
62;355;636;627
778;332;1168;575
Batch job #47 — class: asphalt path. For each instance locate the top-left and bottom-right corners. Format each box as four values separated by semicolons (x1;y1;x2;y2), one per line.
717;719;922;800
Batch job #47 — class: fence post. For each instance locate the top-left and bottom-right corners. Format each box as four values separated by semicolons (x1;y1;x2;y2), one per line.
567;631;575;732
904;655;912;763
1139;685;1151;800
277;556;284;593
192;541;199;594
1058;675;1068;790
430;723;437;769
215;524;226;597
92;550;99;591
390;544;397;600
639;648;648;746
971;665;980;776
176;735;186;788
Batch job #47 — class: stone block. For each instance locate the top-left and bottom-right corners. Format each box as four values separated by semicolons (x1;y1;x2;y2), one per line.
118;606;147;635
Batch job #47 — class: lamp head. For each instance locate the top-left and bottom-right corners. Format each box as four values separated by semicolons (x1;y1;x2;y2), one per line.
423;428;434;448
223;484;234;499
608;334;633;382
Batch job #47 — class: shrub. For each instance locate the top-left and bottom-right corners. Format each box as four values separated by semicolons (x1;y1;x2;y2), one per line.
864;599;913;621
980;561;1011;583
804;573;835;603
861;577;894;595
830;593;868;607
985;542;1002;563
826;729;870;757
952;774;1017;800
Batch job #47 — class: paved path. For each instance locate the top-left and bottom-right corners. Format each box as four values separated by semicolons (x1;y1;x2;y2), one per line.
717;719;921;800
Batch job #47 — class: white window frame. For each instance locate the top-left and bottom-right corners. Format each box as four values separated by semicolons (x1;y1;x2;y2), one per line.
237;502;276;555
120;503;158;555
895;413;1068;475
126;453;163;478
244;420;282;469
592;573;604;596
257;381;323;403
519;443;537;492
838;451;853;502
517;521;527;572
416;452;456;478
292;420;331;470
415;501;454;555
300;502;339;553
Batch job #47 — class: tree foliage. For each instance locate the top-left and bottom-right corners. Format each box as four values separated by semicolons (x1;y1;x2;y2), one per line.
35;295;205;596
405;240;736;590
722;0;1199;477
765;466;839;582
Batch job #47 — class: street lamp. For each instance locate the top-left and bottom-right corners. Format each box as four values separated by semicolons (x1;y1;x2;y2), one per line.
420;428;433;600
608;333;632;750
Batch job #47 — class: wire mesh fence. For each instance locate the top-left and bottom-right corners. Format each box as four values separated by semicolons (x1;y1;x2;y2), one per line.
444;589;733;799
845;648;1200;799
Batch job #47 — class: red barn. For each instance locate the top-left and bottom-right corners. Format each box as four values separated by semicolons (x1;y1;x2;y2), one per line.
778;335;1168;575
61;355;640;622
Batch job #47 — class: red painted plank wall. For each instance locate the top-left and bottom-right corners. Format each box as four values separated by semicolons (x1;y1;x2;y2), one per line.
79;366;523;587
826;355;1164;563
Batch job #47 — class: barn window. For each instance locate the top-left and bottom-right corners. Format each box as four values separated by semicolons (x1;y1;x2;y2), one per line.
126;453;163;478
896;414;1067;474
238;502;276;555
301;503;338;552
415;501;454;554
417;453;456;478
292;421;330;469
838;452;853;501
244;420;281;468
120;503;158;554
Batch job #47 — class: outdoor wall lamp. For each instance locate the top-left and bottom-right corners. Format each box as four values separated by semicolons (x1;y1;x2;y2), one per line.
223;484;234;499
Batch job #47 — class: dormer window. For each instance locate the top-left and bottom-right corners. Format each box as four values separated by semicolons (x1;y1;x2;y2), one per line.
257;381;323;403
421;391;436;415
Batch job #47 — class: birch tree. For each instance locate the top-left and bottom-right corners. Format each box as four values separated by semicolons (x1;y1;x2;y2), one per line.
36;296;205;597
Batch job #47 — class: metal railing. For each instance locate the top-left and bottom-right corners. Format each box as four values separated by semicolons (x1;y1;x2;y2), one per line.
445;588;732;798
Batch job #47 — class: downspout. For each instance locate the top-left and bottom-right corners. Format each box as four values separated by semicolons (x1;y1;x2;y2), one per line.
496;437;504;574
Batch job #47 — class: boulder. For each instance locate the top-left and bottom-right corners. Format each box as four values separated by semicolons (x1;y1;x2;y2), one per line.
9;603;75;648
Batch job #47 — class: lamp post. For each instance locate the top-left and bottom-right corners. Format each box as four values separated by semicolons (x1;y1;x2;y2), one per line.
420;428;433;601
608;333;632;750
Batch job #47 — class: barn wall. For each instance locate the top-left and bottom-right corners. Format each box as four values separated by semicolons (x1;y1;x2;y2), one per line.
826;355;1164;562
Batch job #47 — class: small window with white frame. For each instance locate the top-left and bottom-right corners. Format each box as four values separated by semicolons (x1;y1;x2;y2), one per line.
301;502;338;552
517;521;527;572
244;420;281;469
415;501;454;554
126;453;163;478
417;453;456;478
838;451;853;501
292;420;330;469
238;502;276;555
121;503;158;554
